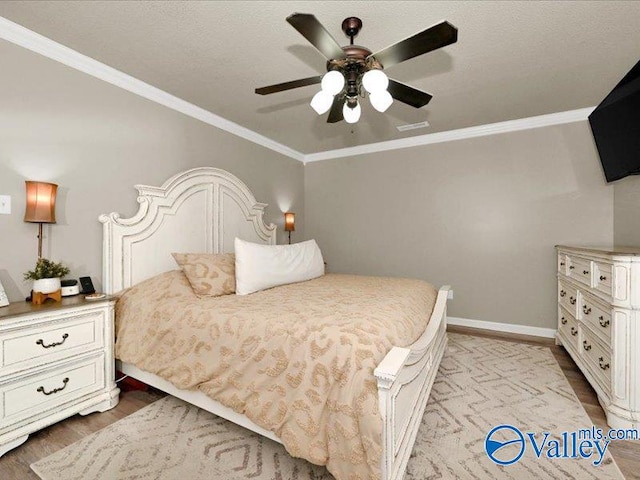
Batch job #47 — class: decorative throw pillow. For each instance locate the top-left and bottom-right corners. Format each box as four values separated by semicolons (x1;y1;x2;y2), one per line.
171;253;235;297
234;238;325;295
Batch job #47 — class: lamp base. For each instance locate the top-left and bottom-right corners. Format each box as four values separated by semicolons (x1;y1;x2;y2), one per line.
32;289;62;305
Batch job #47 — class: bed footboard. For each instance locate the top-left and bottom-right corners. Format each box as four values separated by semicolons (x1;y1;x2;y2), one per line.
374;285;450;480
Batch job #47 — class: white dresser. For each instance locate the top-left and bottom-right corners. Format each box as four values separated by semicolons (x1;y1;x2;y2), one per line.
556;245;640;429
0;296;120;457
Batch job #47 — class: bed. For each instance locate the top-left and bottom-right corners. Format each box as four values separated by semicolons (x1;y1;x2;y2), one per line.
101;167;450;480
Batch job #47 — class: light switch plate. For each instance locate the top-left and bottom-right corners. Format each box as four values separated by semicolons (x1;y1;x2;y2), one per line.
0;195;11;215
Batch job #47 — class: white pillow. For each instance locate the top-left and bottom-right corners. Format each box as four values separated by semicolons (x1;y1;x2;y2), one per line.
234;238;325;295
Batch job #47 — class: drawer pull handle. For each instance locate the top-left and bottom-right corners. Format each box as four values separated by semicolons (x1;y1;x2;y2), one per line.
582;305;591;315
569;296;576;305
569;265;575;270
571;327;578;336
583;341;591;351
560;262;565;266
37;377;69;396
36;333;69;349
599;357;610;370
560;290;566;297
583;270;590;275
599;275;607;281
561;317;567;325
599;316;610;328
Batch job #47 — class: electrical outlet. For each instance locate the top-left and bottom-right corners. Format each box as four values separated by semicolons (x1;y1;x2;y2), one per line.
0;195;10;215
447;289;454;300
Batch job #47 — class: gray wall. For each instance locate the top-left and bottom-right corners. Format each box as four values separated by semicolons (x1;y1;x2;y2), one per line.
614;176;640;246
304;122;613;329
0;40;304;301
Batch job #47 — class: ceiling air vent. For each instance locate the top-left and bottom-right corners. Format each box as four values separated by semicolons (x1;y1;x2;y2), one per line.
396;121;430;132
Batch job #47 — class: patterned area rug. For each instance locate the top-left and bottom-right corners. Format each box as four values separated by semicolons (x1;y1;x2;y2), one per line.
31;333;624;480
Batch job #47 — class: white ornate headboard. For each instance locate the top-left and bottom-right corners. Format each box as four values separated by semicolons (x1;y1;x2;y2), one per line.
99;167;276;294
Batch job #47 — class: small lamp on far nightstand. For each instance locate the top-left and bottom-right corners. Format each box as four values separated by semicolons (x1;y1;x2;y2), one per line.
24;181;58;258
284;212;295;244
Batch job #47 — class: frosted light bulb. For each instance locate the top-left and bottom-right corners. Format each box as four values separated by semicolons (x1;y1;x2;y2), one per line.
369;90;394;112
310;90;333;115
342;101;361;124
362;69;389;93
321;71;345;96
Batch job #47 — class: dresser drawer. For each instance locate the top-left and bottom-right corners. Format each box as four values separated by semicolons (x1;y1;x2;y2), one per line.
0;354;105;425
558;253;569;274
579;293;612;345
567;256;592;287
558;281;578;316
580;330;611;394
558;306;579;351
593;261;613;299
0;311;104;375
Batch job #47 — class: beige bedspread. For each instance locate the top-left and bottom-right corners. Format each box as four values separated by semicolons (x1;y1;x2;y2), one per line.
115;272;438;480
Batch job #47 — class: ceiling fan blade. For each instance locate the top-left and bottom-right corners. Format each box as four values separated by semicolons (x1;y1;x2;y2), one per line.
287;13;346;60
387;79;433;108
255;75;322;95
369;21;457;69
327;95;344;123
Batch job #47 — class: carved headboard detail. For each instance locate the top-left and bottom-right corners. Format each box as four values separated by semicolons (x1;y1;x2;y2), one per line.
100;167;276;294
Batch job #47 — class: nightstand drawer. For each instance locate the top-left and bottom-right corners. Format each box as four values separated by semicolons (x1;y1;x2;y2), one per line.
0;311;104;374
0;354;105;425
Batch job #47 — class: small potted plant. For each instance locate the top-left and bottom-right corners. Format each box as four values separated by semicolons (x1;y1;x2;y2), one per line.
24;258;70;294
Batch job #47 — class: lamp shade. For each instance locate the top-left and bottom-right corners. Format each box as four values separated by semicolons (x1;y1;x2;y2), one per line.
310;90;334;115
362;69;389;94
24;181;57;223
321;70;345;96
369;90;394;112
284;212;295;232
343;101;361;124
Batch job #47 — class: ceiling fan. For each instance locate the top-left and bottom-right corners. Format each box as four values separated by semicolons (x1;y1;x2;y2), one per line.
255;13;458;124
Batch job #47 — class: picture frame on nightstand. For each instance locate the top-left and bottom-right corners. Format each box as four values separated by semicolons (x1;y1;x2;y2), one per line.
0;280;9;307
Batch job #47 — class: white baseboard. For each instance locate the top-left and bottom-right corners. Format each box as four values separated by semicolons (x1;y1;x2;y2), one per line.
447;316;557;339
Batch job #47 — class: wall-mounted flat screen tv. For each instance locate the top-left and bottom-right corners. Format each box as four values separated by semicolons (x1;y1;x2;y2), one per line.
588;59;640;183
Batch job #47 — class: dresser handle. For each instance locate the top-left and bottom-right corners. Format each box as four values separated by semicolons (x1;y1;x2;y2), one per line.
583;270;590;275
569;296;576;305
561;316;567;325
599;275;607;281
599;357;610;370
569;265;575;270
571;327;578;336
36;333;69;349
599;316;610;328
583;341;592;351
560;290;566;297
37;377;69;396
582;305;591;315
560;262;565;266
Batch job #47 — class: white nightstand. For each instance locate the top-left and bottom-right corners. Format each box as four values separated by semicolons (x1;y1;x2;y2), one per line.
0;296;120;457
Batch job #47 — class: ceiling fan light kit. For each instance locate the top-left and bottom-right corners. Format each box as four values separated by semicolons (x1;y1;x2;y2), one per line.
256;13;458;125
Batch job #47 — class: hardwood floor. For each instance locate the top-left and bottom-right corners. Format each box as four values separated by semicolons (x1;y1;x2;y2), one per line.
1;327;638;479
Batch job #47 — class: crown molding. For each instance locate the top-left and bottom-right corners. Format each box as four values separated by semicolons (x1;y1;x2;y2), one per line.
303;107;596;163
1;16;596;166
0;16;305;162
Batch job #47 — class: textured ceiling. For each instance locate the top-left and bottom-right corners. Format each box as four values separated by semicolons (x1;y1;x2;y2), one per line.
1;1;640;154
